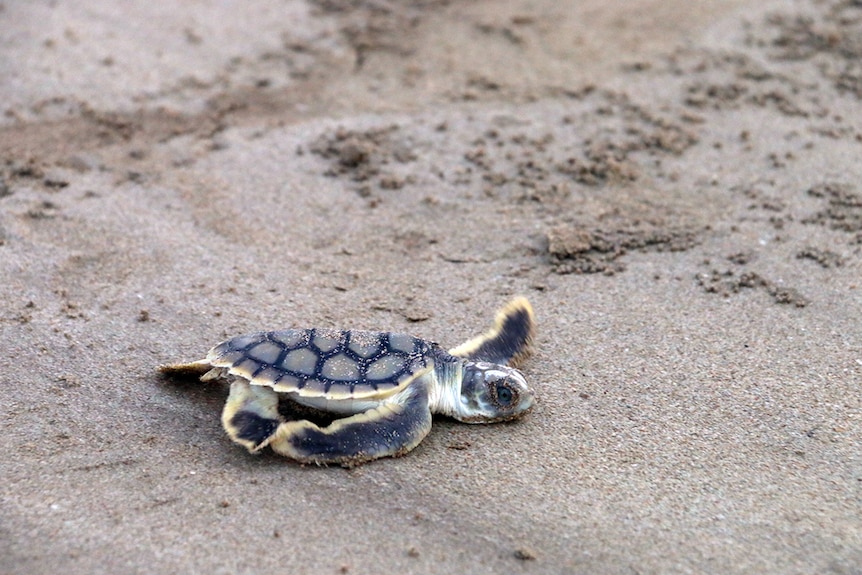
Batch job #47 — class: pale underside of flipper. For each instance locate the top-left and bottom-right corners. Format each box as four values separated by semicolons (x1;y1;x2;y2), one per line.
448;297;535;368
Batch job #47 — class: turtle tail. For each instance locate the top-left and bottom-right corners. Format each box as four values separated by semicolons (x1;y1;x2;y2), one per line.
157;360;214;379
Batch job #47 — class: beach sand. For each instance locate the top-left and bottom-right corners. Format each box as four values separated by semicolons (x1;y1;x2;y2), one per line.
1;1;860;573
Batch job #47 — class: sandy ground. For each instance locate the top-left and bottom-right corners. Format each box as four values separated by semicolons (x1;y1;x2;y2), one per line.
1;1;861;573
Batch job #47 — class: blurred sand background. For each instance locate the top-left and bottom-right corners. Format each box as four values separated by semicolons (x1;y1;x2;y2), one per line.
1;1;860;573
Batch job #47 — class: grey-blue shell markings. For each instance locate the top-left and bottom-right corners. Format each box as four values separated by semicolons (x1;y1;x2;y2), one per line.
211;328;431;399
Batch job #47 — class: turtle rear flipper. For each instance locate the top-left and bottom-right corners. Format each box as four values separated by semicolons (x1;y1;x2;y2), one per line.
268;376;433;467
221;380;284;452
449;297;535;368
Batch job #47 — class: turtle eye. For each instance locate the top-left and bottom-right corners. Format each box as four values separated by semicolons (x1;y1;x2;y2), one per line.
495;382;515;406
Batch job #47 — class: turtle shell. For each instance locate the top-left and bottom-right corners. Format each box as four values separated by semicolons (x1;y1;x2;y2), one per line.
207;329;433;400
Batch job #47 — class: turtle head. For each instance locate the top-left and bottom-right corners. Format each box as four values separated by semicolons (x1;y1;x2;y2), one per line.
454;361;535;423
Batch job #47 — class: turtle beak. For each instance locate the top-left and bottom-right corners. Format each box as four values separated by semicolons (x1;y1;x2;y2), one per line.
521;391;536;417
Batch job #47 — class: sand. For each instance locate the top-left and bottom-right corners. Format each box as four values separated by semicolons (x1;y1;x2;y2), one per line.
1;1;860;573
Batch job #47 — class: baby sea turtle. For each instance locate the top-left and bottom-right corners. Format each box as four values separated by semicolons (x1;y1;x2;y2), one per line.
159;297;536;466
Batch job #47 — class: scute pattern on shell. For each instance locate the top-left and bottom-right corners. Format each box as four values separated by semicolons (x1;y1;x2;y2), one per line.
207;329;431;399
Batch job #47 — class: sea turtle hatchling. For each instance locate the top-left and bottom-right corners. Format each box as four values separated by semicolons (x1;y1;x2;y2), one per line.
159;297;536;466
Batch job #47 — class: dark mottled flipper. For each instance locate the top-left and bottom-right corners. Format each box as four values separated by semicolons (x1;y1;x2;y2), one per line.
221;381;283;452
268;378;433;467
448;297;535;368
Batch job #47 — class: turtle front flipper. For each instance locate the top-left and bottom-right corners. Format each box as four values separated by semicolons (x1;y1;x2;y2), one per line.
268;377;433;467
221;380;284;452
448;297;535;368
